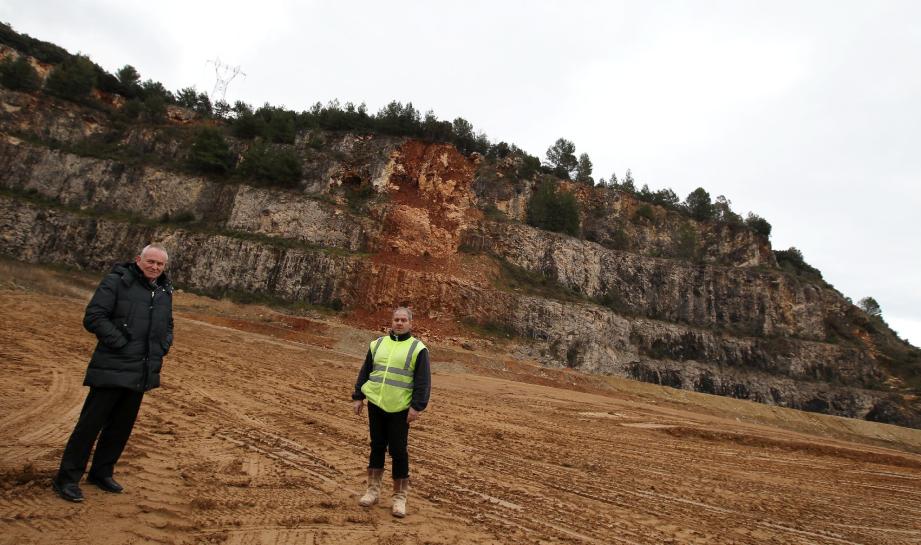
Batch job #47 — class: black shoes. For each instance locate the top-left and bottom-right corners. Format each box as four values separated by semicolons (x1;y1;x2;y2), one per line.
52;479;84;502
52;474;124;501
87;474;124;493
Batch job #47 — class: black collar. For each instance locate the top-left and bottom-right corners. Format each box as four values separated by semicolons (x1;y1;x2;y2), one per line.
389;331;412;341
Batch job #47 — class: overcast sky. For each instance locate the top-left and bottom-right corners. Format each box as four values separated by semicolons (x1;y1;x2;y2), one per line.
3;1;919;345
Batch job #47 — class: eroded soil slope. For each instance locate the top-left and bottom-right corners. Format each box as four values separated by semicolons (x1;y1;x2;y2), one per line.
1;262;920;545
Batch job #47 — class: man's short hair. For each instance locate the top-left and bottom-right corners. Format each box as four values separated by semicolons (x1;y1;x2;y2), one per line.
140;244;169;261
393;307;413;320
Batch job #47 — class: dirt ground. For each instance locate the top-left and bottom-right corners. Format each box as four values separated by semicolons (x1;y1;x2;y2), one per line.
1;261;920;545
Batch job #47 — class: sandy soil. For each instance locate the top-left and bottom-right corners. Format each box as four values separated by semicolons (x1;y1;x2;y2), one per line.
1;261;920;545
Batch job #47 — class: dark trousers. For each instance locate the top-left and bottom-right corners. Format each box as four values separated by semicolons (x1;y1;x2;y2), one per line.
56;387;144;484
367;402;410;479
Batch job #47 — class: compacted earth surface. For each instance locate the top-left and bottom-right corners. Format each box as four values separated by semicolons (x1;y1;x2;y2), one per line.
1;260;920;545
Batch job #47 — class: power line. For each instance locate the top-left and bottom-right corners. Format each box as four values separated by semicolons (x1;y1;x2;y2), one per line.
206;58;246;103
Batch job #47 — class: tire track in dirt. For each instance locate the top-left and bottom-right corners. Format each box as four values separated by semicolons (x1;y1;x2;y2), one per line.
3;284;921;545
405;381;921;545
410;396;722;541
0;495;79;533
217;430;340;486
0;294;90;471
0;369;67;432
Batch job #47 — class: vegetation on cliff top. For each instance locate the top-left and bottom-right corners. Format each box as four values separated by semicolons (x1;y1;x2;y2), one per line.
0;55;40;92
1;21;776;243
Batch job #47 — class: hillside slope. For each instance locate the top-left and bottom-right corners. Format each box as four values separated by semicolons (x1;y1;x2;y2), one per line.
1;261;920;545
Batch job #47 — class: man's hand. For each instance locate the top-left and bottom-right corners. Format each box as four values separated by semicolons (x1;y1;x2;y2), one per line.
407;407;420;423
353;399;364;416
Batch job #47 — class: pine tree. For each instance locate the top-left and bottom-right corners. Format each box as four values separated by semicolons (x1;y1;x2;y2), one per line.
621;169;635;192
685;187;714;220
544;138;578;179
575;153;594;185
744;213;772;237
858;297;882;317
116;65;140;97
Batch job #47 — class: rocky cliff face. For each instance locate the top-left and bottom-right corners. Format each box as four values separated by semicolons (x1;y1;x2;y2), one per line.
469;221;838;340
1;82;918;428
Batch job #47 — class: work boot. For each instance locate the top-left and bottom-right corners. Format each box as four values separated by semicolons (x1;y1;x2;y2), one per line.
359;468;384;507
391;478;409;518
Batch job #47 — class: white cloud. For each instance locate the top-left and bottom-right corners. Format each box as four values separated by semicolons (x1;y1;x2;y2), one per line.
886;316;921;348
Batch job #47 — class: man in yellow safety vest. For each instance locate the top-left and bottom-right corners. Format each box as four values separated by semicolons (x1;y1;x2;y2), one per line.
352;307;431;518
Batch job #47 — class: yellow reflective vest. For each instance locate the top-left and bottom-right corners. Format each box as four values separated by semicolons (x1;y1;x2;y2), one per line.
361;335;426;413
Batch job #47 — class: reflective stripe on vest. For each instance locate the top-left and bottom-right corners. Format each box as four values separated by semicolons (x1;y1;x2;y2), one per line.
361;335;425;413
372;364;413;377
366;375;413;389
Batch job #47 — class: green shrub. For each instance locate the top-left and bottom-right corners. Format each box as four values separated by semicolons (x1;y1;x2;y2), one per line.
120;98;143;120
745;213;772;237
0;55;40;92
93;65;121;95
265;108;296;144
118;94;166;123
306;133;325;149
495;259;582;302
486;141;511;160
376;100;422;136
651;188;680;208
237;142;302;188
176;86;212;116
516;153;541;180
141;95;167;123
320;101;373;132
138;79;175;103
231;102;264;139
187;127;235;175
634;204;655;223
232;103;297;143
526;180;580;236
44;54;96;100
775;247;823;280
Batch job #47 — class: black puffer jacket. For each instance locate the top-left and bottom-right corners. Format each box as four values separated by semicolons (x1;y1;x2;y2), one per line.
83;262;174;391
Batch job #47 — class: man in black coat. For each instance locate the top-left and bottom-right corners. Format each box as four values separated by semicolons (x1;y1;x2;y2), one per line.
52;244;174;502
